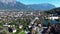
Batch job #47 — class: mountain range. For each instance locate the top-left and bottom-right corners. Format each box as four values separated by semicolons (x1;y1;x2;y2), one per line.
0;0;56;10
27;4;55;10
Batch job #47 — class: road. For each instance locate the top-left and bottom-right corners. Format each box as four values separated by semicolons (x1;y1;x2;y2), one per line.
29;17;43;34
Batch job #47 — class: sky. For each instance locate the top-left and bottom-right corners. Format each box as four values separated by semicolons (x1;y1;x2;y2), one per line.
16;0;60;7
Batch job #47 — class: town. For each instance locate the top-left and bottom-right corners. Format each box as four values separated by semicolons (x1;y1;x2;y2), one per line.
0;10;60;34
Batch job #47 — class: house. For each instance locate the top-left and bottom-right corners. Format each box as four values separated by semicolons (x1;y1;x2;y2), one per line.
19;24;23;29
28;25;32;28
35;17;39;20
38;24;42;27
13;29;16;33
8;27;16;33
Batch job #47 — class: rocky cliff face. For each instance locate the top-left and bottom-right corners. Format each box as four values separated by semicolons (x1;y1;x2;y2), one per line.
0;0;16;4
0;0;27;10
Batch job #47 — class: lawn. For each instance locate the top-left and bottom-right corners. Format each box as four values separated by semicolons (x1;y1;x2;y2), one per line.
19;31;26;34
